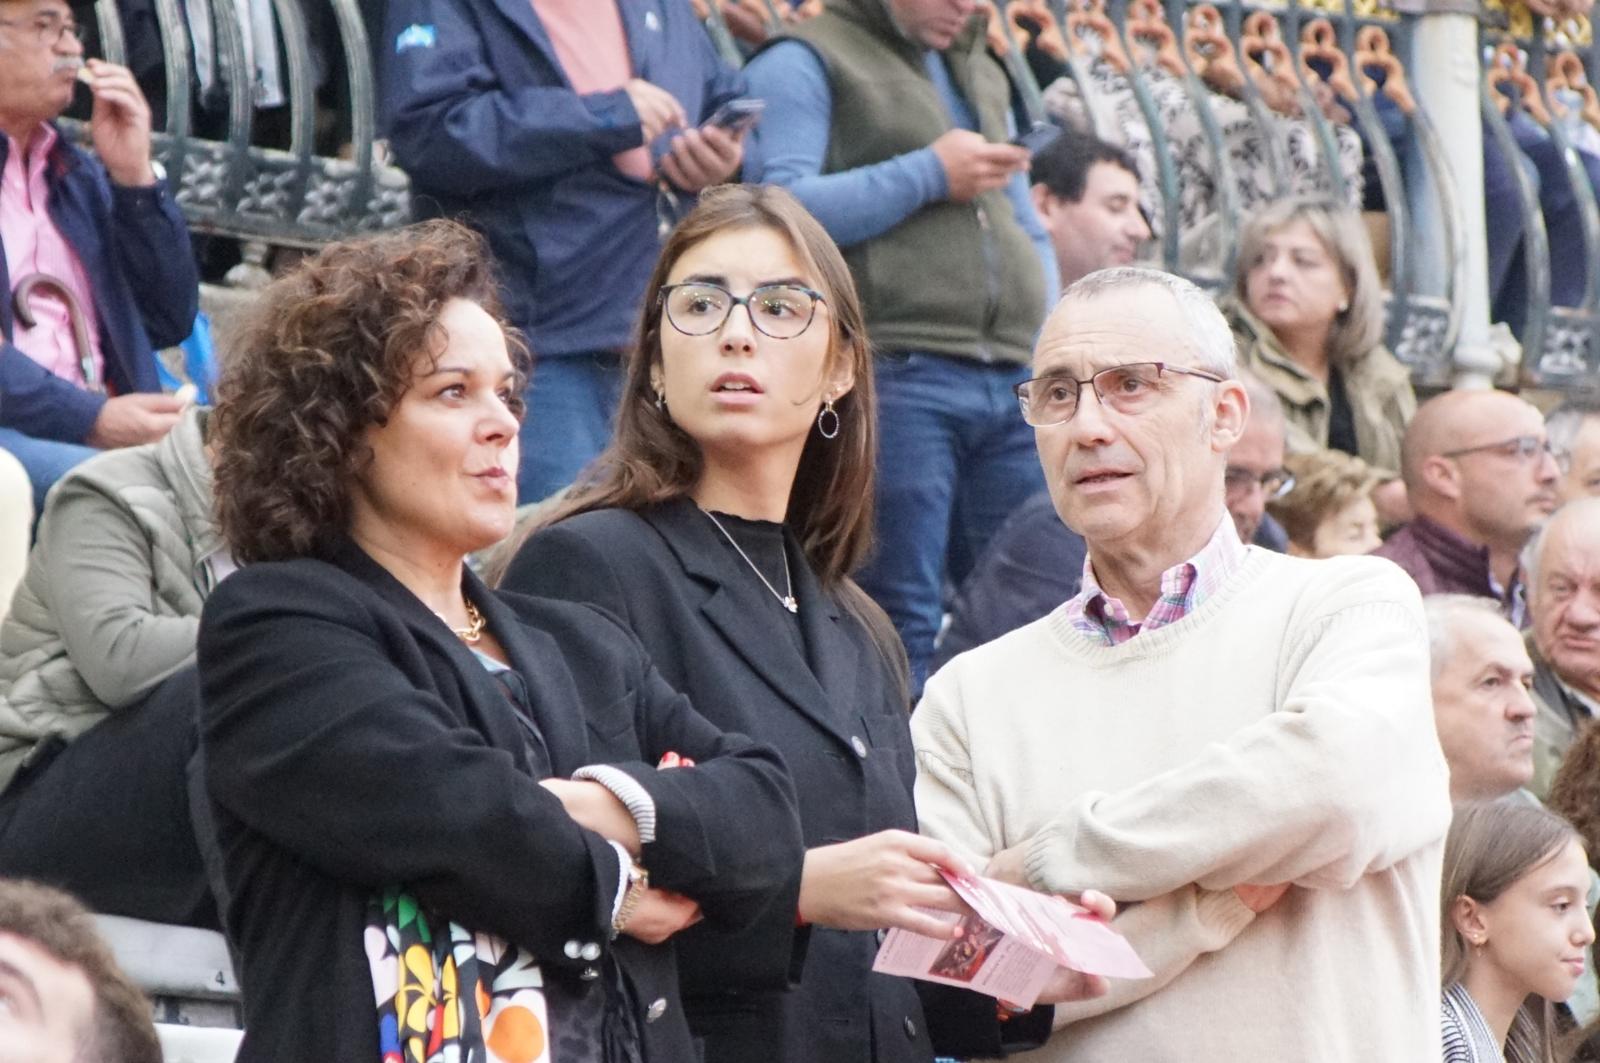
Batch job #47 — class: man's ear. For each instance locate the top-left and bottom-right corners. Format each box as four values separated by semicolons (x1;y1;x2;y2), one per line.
1211;379;1248;451
1421;453;1462;502
1030;183;1055;221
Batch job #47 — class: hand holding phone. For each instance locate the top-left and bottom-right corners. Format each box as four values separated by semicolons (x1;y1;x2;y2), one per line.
706;97;766;136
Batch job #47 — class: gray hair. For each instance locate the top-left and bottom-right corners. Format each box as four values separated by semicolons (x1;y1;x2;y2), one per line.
1545;398;1600;466
1059;266;1238;377
1521;497;1600;596
1423;594;1511;681
1233;197;1385;369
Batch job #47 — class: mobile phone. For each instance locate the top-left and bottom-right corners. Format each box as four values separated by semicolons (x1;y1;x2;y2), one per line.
1012;122;1062;154
706;98;766;135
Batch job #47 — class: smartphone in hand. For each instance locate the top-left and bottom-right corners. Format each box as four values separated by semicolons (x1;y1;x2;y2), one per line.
1011;122;1062;154
706;98;766;135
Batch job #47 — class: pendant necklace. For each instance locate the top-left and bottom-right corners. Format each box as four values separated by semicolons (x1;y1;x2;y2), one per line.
703;510;800;614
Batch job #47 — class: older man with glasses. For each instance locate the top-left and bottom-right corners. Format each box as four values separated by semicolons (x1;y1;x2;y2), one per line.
931;368;1292;672
913;266;1449;1061
1374;389;1560;626
0;0;195;513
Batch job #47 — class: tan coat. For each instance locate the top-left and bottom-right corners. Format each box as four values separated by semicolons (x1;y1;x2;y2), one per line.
1224;299;1416;476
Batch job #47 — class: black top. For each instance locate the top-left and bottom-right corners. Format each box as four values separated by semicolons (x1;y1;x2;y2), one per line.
1327;365;1360;457
704;510;807;657
503;498;1050;1063
195;537;804;1063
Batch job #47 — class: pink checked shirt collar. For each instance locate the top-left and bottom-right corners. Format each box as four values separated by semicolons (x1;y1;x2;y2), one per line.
2;125;106;389
1066;515;1247;647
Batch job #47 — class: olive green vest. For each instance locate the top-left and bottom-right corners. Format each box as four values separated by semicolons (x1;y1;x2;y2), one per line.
785;0;1046;364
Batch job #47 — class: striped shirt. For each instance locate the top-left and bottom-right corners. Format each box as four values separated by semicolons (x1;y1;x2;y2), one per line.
1065;516;1246;647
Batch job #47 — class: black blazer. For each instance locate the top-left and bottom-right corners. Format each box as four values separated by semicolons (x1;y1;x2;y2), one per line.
195;538;803;1063
503;498;935;1063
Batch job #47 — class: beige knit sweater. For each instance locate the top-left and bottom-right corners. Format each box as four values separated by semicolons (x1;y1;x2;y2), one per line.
914;549;1450;1062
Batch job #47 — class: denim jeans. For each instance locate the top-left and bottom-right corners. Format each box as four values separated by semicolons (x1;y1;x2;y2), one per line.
516;351;625;504
856;352;1043;694
0;426;99;516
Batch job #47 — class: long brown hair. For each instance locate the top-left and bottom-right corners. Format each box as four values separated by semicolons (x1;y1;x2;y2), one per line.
494;185;908;696
1443;799;1583;1063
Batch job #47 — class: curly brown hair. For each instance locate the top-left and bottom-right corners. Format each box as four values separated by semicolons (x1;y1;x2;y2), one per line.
212;219;527;563
1548;720;1600;876
0;879;162;1063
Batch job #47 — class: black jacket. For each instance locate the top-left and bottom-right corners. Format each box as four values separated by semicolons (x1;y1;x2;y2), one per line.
196;538;803;1063
505;499;964;1063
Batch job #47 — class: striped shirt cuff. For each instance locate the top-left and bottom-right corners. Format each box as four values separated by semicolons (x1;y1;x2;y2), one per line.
572;764;658;844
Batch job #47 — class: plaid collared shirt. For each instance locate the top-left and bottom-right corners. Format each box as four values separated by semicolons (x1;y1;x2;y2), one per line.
1065;517;1248;647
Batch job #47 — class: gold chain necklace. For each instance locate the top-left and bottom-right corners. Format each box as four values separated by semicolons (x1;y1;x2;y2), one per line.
703;510;799;614
437;599;488;643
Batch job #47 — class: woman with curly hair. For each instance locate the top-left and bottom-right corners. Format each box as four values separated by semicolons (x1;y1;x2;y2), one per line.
197;218;804;1063
1266;449;1383;559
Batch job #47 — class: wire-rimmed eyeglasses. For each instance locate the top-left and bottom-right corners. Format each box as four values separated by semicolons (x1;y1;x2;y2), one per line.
1225;467;1295;500
659;282;827;340
1441;434;1555;464
1013;361;1226;427
0;14;80;47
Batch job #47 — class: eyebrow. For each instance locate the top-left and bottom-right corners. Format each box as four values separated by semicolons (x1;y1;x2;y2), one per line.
678;273;812;289
0;958;42;1014
420;365;518;383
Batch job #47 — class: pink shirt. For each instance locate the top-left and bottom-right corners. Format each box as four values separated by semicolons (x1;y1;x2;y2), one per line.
532;0;653;180
1066;516;1248;647
2;127;106;389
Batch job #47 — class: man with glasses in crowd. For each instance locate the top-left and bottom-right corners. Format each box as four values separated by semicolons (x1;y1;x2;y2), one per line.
1374;389;1560;625
0;0;194;512
913;267;1448;1060
931;367;1292;671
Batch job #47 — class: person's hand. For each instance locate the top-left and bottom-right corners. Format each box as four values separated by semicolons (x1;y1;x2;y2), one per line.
983;841;1031;887
540;778;642;856
930;129;1029;203
1233;882;1290;913
619;886;703;944
659;125;744;192
798;829;974;938
84;60;156;187
623;78;686;145
85;392;183;449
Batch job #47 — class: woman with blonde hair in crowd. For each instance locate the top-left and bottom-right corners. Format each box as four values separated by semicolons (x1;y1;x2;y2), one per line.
1226;196;1414;520
1266;449;1383;559
495;184;1109;1063
1441;799;1594;1063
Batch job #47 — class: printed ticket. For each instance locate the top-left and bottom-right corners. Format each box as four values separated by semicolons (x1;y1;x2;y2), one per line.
871;870;1151;1008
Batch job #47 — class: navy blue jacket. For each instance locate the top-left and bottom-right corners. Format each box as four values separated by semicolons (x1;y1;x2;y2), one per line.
0;132;198;443
382;0;743;359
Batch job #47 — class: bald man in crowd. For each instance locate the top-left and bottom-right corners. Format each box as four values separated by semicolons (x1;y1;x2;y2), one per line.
1424;595;1538;801
1374;389;1560;623
1524;498;1600;796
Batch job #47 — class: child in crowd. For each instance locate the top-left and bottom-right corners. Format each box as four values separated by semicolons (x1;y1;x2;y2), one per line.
1267;449;1383;558
1441;800;1595;1063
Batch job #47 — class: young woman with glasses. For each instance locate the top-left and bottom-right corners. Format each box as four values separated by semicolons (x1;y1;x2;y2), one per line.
495;184;1109;1063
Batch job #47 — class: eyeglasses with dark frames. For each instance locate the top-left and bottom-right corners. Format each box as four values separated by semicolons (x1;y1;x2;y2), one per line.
1013;361;1227;427
1225;467;1295;500
1441;434;1555;463
659;282;827;340
0;13;80;47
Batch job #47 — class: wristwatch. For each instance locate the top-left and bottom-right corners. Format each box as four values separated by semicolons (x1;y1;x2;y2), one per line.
612;862;649;937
